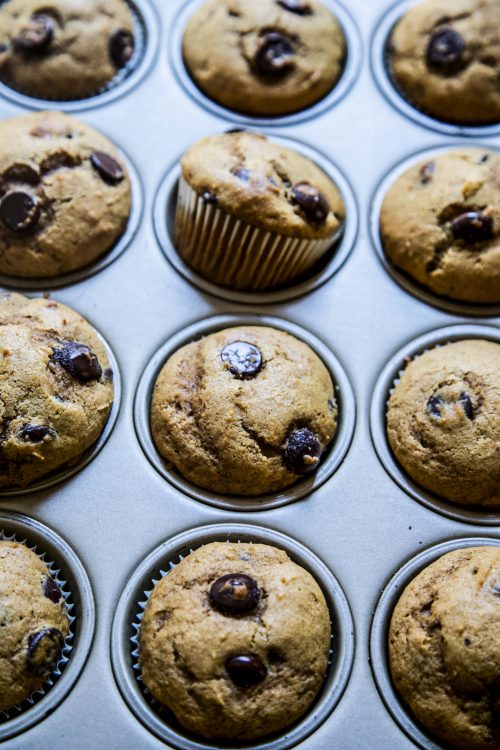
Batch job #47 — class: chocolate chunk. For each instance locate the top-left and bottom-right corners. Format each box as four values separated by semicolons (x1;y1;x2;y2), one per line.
284;428;321;475
109;29;135;68
26;627;64;677
51;341;102;382
459;391;474;420
43;576;61;603
426;28;466;73
0;191;40;233
90;151;124;184
226;654;267;688
292;183;330;224
2;164;40;185
420;161;435;185
201;190;218;205
14;14;53;52
277;0;312;14
254;31;295;76
221;341;263;378
427;394;444;417
20;424;54;442
268;648;285;663
451;212;494;244
210;574;260;615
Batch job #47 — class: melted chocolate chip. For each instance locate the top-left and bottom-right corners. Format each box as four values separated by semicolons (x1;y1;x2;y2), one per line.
14;14;53;52
254;32;295;76
26;628;64;676
226;655;267;688
292;183;330;224
1;164;40;186
221;341;263;378
458;391;474;420
427;394;444;417
109;29;135;68
0;191;40;233
20;424;54;442
210;574;260;615
420;161;435;185
90;151;124;184
43;576;61;603
284;428;321;475
51;341;102;382
277;0;312;14
201;190;218;205
426;28;466;73
451;212;494;244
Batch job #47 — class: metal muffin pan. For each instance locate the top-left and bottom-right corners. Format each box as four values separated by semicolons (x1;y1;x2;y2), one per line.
0;0;498;747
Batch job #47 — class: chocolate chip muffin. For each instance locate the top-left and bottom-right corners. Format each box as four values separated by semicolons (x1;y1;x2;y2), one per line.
0;111;131;279
0;0;136;100
380;148;500;304
0;292;114;488
388;0;500;125
386;339;500;508
175;131;345;291
389;546;500;750
182;0;346;117
151;325;337;496
0;540;69;712
140;541;331;739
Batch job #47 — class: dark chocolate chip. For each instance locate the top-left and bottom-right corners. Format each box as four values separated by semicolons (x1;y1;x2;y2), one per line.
109;29;135;68
451;211;494;244
43;576;61;603
493;584;500;596
420;161;435;185
292;183;330;224
268;648;285;663
14;14;53;52
480;154;490;163
210;573;260;615
277;0;312;14
201;190;218;205
254;31;295;76
221;341;263;378
90;151;124;184
226;654;267;688
26;627;64;677
427;394;444;417
459;391;475;420
225;128;247;134
284;428;321;475
1;164;40;186
233;167;251;182
51;341;102;382
426;28;466;73
20;424;54;443
103;367;113;382
0;191;40;233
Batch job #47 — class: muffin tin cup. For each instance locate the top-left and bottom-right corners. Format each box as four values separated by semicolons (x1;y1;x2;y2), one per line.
370;143;500;317
0;511;95;741
0;147;143;291
370;323;500;526
111;523;355;750
0;314;122;497
370;0;500;138
134;314;356;511
153;133;358;305
370;536;500;750
169;0;362;128
0;0;160;112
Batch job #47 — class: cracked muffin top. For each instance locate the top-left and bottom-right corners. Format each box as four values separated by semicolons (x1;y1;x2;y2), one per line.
380;148;500;304
388;0;500;125
182;0;346;116
151;325;337;497
0;292;114;488
389;546;500;750
140;541;331;739
0;541;69;713
0;0;136;100
0;110;131;279
386;339;500;508
180;131;345;240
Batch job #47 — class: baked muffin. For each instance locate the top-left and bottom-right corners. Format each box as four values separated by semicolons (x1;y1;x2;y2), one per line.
140;541;331;739
0;111;131;279
386;339;500;507
151;325;337;496
0;292;114;488
182;0;346;117
389;546;500;750
175;131;345;291
380;148;500;304
388;0;500;125
0;0;136;100
0;540;69;712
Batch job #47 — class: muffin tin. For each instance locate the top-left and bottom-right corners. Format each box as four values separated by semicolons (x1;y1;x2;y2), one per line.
0;0;498;748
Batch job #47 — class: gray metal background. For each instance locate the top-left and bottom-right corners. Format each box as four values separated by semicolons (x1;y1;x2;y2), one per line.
0;0;498;747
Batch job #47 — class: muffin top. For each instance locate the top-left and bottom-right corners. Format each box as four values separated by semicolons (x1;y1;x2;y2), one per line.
0;292;114;488
386;339;500;507
151;325;337;496
380;148;500;304
389;0;500;125
0;0;136;100
0;111;131;279
140;541;330;739
0;541;69;713
181;131;345;240
389;546;500;750
182;0;346;117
